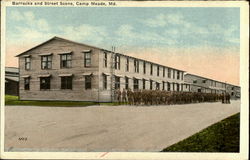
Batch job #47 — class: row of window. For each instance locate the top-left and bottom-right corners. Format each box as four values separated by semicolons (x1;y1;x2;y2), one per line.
24;52;91;70
113;75;184;91
109;53;183;80
24;74;185;92
23;75;92;90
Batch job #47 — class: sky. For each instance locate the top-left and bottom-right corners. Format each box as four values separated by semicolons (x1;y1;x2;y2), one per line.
5;7;240;85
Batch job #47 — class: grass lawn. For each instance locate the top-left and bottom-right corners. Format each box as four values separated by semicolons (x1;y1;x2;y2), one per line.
162;113;240;152
5;95;126;107
5;95;98;107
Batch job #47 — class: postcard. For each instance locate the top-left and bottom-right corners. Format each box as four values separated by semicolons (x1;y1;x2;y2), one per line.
1;0;249;159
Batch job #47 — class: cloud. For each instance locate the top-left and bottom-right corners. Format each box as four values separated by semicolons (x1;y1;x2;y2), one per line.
115;24;176;47
58;24;108;45
142;13;186;27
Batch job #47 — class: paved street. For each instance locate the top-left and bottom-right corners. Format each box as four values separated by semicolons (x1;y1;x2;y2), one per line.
5;100;240;152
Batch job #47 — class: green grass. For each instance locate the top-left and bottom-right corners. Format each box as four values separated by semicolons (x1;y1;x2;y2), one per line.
5;95;98;107
162;113;240;152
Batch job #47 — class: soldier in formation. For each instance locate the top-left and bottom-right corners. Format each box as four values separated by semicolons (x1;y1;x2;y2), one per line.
114;88;225;106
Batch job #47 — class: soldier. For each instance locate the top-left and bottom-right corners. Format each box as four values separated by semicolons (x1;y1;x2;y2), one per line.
115;89;122;105
122;88;127;104
221;93;225;103
127;88;133;105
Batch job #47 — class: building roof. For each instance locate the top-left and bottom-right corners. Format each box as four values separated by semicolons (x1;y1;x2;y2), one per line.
5;67;19;73
6;76;19;82
16;36;185;72
185;73;239;87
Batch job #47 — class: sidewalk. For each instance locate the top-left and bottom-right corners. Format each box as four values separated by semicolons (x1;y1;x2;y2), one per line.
5;100;240;152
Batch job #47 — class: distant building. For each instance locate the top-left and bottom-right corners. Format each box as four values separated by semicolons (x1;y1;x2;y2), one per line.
16;36;185;102
5;67;19;96
184;73;240;99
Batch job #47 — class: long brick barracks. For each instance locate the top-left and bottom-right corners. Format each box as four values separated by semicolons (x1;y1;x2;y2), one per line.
16;36;240;102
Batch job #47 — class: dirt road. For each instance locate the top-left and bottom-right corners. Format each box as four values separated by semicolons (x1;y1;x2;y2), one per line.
5;100;240;152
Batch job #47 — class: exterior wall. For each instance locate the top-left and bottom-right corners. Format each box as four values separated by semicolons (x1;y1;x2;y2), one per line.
5;79;19;96
184;74;227;94
98;52;185;101
19;39;100;101
184;73;241;97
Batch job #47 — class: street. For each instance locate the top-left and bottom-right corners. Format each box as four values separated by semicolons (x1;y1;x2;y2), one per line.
5;100;240;152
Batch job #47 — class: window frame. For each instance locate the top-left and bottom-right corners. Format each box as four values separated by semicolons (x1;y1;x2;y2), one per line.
25;57;31;70
168;68;171;78
125;77;129;89
60;53;72;68
142;79;146;90
126;57;129;72
103;74;107;90
115;54;120;70
85;75;92;90
115;76;120;89
41;55;52;70
150;64;153;75
133;78;139;90
40;77;51;90
134;59;139;73
24;77;30;90
103;52;107;68
143;61;146;74
84;51;91;67
61;76;73;90
157;66;160;76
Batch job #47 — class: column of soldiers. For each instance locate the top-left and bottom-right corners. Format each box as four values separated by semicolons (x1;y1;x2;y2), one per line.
115;88;230;105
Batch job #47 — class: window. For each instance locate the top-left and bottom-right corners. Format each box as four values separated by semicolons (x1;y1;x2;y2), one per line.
133;78;139;90
84;52;91;67
150;80;153;90
115;76;120;89
115;54;120;70
173;70;175;79
181;72;183;80
126;57;129;72
25;57;31;70
103;74;107;90
85;76;92;89
177;83;180;91
157;66;160;76
61;76;72;89
193;80;197;83
104;52;107;68
24;77;30;90
168;69;171;78
143;61;146;74
177;71;180;79
156;82;160;90
41;55;52;69
125;77;129;89
40;77;50;90
167;82;171;91
162;81;165;90
202;80;206;83
150;64;153;75
142;79;146;89
60;54;72;68
163;67;165;77
134;59;139;73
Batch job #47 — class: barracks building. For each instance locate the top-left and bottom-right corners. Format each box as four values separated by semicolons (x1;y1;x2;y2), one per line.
184;73;240;99
16;36;240;102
